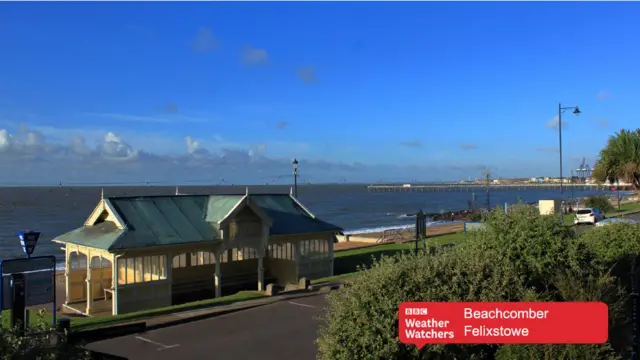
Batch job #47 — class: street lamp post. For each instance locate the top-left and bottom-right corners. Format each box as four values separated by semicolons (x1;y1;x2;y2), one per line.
292;159;299;198
558;103;581;223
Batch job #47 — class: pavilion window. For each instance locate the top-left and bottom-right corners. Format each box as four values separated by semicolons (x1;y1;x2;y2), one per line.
151;256;159;281
135;258;143;283
143;257;152;281
116;255;168;285
190;251;215;266
172;253;187;268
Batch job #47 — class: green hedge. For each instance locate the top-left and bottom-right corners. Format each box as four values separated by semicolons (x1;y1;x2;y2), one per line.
317;205;638;359
585;195;614;213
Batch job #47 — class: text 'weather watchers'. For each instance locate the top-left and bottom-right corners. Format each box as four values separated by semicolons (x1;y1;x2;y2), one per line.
398;302;608;347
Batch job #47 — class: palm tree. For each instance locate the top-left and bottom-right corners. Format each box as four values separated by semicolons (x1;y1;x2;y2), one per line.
592;129;640;195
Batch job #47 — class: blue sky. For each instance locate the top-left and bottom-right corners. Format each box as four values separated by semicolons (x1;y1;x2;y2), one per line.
0;2;638;185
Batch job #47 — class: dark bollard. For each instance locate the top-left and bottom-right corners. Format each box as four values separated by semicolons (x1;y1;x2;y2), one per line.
56;317;72;348
57;317;71;333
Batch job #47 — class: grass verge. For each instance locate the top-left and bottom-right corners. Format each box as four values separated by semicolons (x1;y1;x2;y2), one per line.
312;232;467;285
608;202;640;215
2;291;264;331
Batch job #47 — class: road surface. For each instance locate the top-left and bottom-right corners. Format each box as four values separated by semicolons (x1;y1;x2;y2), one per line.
574;212;640;235
86;293;328;360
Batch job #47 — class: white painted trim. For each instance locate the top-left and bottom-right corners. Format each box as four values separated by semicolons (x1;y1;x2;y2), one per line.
218;196;273;228
217;195;247;226
289;194;316;219
104;199;128;229
84;200;106;226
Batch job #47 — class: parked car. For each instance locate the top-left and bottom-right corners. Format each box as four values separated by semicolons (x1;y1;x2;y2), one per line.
574;208;606;225
595;218;638;227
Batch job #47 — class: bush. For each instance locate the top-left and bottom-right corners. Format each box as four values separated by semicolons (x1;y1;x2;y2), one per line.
0;310;89;360
584;195;614;213
316;206;632;360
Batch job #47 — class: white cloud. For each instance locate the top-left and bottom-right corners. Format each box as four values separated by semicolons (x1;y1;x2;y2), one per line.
400;140;422;147
83;112;205;124
241;45;269;65
0;122;569;185
459;142;477;150
297;66;317;83
101;132;138;161
595;89;612;101
0;129;12;151
545;116;568;130
191;27;219;53
185;136;210;158
536;146;559;153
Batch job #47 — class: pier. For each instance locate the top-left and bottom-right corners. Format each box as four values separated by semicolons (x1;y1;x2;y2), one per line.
366;183;624;192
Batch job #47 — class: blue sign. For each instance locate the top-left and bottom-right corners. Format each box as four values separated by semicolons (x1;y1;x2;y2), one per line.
18;231;41;258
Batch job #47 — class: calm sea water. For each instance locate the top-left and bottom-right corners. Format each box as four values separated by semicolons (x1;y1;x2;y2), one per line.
0;184;617;265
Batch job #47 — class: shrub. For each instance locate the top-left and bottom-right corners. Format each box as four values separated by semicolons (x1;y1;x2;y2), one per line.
317;246;532;360
578;223;640;356
316;206;629;359
584;195;614;213
0;310;89;359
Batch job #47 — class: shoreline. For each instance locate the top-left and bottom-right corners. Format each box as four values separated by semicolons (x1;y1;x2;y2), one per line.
7;192;638;267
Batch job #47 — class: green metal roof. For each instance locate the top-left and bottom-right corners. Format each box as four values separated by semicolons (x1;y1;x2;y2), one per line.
53;193;342;252
205;195;244;222
55;221;125;250
248;194;343;235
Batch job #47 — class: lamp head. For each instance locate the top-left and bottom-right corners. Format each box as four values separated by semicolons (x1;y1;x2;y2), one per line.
573;106;581;115
292;158;298;170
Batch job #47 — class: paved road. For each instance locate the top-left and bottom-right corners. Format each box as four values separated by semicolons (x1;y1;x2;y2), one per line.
574;212;640;235
86;293;328;360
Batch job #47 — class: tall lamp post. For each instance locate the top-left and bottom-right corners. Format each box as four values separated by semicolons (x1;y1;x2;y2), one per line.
292;158;299;198
558;103;581;223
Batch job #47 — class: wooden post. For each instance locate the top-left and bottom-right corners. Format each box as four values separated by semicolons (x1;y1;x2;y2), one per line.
257;256;264;291
85;251;93;315
64;247;71;305
328;235;334;277
214;251;221;298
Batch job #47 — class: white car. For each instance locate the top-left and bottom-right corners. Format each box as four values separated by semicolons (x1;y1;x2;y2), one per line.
595;218;638;227
574;208;606;225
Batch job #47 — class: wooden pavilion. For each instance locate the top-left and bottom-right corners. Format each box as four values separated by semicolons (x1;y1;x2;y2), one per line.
51;191;342;316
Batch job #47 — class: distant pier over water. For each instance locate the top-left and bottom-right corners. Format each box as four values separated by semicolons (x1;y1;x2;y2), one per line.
367;183;629;192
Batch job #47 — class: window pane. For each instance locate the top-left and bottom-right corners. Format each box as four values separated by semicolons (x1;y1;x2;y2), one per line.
135;257;143;283
159;256;167;279
126;258;135;284
118;259;127;285
143;257;151;281
190;252;197;266
151;256;159;280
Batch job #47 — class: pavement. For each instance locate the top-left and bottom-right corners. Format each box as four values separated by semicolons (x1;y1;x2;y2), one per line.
86;292;329;360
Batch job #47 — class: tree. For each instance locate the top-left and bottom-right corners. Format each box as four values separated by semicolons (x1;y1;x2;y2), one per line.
592;129;640;194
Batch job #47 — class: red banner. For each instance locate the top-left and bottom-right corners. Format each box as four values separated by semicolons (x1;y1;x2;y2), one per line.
398;302;608;348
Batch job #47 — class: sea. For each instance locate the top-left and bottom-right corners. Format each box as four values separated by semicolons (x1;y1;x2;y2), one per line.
0;184;624;270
